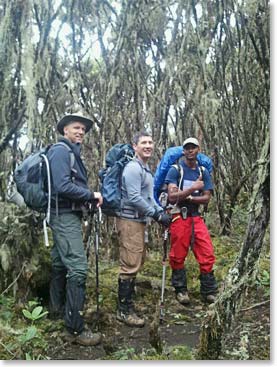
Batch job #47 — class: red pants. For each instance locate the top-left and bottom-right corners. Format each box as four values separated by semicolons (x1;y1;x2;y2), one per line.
169;215;215;273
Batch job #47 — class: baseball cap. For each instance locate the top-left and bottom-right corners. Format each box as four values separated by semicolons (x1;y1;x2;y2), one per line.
182;137;200;148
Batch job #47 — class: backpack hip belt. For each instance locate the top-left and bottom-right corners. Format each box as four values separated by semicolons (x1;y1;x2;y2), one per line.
168;205;182;215
120;206;139;219
168;205;200;218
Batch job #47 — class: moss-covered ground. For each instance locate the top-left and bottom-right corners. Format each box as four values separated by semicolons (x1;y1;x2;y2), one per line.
0;206;270;360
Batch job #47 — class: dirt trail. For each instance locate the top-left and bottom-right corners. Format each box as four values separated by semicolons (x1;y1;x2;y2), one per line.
46;278;270;360
47;286;203;360
44;218;270;361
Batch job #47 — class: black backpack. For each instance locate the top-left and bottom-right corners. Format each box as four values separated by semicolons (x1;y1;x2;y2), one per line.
14;146;51;213
14;142;74;212
98;143;135;216
13;142;74;245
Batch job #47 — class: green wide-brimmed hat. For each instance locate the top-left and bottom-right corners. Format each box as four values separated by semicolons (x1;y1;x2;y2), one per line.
57;113;93;135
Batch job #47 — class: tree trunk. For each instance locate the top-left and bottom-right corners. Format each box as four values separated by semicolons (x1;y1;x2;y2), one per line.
196;133;270;360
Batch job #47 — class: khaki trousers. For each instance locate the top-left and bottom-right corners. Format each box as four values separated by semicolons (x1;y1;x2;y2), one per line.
116;218;146;278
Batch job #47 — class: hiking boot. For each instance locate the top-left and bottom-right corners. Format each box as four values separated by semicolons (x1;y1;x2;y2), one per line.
76;329;102;346
117;277;144;327
171;269;189;299
203;294;216;304
176;291;190;305
116;310;145;327
63;329;102;346
199;271;218;304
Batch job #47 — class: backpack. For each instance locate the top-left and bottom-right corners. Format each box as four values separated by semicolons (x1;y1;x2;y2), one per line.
14;146;52;213
13;142;75;246
153;146;213;205
14;142;75;213
98;143;135;216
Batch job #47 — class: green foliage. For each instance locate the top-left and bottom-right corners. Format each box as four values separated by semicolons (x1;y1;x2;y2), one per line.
0;297;49;360
110;347;136;360
22;300;48;323
0;295;14;323
106;345;193;360
0;0;270;361
168;345;193;360
18;325;38;344
255;269;270;297
22;306;48;322
15;324;48;360
0;203;51;297
257;270;270;287
25;352;47;360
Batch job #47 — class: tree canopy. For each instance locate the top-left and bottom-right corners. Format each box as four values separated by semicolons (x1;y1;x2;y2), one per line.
0;1;269;219
0;0;270;360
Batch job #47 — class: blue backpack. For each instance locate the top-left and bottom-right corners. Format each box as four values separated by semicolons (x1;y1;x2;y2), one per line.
153;146;213;205
99;143;135;216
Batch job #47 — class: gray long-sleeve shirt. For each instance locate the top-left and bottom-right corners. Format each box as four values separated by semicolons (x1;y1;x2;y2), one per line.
120;157;162;222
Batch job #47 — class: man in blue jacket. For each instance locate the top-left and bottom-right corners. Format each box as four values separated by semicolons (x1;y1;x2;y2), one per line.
47;113;103;346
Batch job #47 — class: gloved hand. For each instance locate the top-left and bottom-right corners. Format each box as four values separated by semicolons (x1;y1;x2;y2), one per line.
152;210;171;227
158;213;171;227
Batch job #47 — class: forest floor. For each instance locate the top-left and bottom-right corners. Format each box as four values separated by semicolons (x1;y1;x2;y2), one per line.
45;251;270;361
0;223;270;361
46;290;270;361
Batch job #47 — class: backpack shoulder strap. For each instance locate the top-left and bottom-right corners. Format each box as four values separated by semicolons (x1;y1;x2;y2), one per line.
198;165;209;215
172;162;184;191
198;165;206;181
169;162;184;207
54;142;75;170
199;165;205;173
51;143;76;217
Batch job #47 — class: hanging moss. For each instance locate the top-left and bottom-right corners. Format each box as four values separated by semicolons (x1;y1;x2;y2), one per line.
0;202;51;298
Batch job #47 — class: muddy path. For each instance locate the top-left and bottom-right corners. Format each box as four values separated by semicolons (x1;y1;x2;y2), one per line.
47;283;203;360
46;273;270;360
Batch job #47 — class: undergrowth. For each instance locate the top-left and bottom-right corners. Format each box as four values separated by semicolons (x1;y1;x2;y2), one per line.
0;201;270;360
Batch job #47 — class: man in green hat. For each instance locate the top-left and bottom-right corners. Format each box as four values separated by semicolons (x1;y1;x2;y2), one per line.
47;112;103;346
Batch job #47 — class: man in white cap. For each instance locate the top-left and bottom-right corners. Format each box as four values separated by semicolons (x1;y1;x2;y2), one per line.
47;113;103;346
165;137;218;305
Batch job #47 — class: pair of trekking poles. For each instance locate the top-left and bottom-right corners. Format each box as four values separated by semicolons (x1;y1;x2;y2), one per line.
84;201;102;319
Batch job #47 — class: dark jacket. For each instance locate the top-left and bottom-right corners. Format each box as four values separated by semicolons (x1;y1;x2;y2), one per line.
47;137;93;213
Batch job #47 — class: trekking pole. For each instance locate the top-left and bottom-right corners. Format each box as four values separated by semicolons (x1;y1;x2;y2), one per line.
84;201;101;330
158;191;169;324
94;206;102;317
160;228;168;324
84;204;94;260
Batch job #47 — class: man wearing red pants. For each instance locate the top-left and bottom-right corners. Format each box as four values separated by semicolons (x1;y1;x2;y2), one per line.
165;137;218;304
